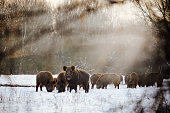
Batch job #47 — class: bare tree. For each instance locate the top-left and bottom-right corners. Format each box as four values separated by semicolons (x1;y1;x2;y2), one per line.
132;1;170;112
0;0;125;74
132;0;170;64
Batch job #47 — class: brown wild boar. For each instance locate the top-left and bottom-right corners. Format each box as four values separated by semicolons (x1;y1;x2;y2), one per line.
126;72;139;88
145;72;163;87
36;71;56;92
96;73;121;89
90;73;102;89
63;66;90;93
56;71;68;93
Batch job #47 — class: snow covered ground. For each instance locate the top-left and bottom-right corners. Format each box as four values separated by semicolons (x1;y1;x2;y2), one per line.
0;75;169;113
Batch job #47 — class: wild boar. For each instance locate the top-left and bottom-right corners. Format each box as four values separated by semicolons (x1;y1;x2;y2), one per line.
145;72;163;87
36;71;56;92
96;73;121;89
90;73;102;89
56;71;68;93
63;66;90;93
126;72;139;88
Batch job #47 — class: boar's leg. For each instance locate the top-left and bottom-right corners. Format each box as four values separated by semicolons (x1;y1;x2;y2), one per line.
104;84;107;89
40;85;43;91
67;85;70;91
74;85;77;93
132;85;134;88
133;84;136;88
36;81;40;92
83;83;89;93
69;84;76;93
91;84;94;89
128;84;130;88
86;83;89;93
69;85;72;92
102;85;104;89
83;84;86;90
36;84;39;92
127;84;129;88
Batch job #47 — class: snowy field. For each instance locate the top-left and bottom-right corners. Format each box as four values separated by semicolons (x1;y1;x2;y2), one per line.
0;75;169;113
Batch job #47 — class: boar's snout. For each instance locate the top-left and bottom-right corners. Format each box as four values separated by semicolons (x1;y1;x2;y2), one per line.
66;74;72;80
46;82;55;92
46;87;54;92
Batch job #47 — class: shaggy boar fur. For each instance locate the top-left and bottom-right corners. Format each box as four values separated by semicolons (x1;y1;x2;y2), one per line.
36;71;56;92
96;74;121;89
126;72;139;88
145;72;163;87
90;73;102;89
63;66;90;93
56;71;68;93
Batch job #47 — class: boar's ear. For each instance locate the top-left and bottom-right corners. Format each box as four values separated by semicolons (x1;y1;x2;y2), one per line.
63;66;67;71
71;66;75;71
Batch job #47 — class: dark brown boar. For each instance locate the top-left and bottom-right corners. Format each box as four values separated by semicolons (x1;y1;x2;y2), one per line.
56;71;68;93
90;73;102;89
126;72;139;88
63;66;90;93
145;72;163;87
96;74;121;89
36;71;56;92
138;74;146;87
